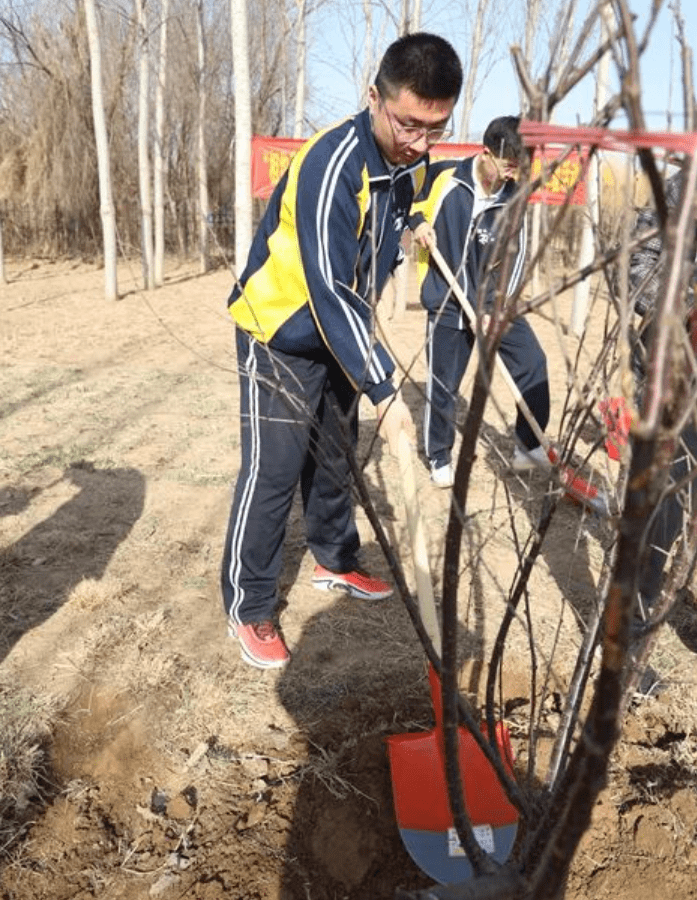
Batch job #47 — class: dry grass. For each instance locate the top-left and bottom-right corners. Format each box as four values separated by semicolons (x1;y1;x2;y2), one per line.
0;682;57;855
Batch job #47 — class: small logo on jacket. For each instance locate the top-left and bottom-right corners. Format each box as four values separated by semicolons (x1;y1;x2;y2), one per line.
475;227;494;245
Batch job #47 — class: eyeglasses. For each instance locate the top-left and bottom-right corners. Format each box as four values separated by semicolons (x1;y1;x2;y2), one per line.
381;99;453;145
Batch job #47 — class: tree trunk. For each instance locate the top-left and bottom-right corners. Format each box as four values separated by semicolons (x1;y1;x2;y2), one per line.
196;0;209;274
359;0;373;105
136;0;155;290
0;217;6;284
571;4;610;334
520;0;541;113
293;0;307;138
154;0;169;287
281;7;288;134
522;0;543;294
84;0;118;301
412;0;422;30
675;4;696;129
399;0;409;34
230;0;252;273
458;0;489;141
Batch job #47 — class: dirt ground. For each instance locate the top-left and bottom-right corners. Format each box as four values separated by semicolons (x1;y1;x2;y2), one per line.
1;256;697;900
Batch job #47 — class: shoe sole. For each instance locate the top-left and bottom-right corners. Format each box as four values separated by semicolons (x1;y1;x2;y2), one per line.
228;623;290;669
311;576;392;601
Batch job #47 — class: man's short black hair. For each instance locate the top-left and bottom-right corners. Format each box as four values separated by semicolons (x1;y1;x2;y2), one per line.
375;33;463;102
483;116;524;161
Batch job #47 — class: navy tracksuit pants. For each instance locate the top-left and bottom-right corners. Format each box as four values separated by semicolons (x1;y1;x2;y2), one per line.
424;314;550;467
221;329;360;625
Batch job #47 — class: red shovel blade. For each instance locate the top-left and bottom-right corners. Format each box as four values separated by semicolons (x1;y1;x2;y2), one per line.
386;667;519;884
546;447;609;516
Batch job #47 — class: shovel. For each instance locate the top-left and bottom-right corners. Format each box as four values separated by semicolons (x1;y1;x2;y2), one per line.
428;241;609;517
386;432;519;885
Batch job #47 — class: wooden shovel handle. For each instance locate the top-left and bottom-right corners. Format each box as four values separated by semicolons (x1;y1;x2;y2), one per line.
396;431;442;657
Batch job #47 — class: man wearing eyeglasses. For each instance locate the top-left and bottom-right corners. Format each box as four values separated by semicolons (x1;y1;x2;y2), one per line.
368;83;455;167
221;33;463;668
410;115;551;488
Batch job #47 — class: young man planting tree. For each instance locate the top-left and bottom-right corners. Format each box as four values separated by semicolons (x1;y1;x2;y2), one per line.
410;115;551;488
221;33;463;668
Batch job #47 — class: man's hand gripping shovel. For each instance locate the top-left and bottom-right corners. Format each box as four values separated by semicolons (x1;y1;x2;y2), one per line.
385;432;519;884
426;239;609;517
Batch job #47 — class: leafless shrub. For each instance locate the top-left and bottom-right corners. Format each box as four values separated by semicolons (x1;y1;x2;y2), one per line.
369;2;697;897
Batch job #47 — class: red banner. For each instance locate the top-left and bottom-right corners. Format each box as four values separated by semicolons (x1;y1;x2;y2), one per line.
520;120;697;204
251;134;587;205
530;149;586;205
520;120;697;156
425;142;482;161
252;136;304;200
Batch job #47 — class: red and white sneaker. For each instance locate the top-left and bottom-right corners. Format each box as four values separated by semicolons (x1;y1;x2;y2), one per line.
228;620;290;669
312;565;393;600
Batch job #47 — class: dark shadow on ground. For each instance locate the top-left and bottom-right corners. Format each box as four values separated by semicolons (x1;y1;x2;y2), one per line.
0;486;35;518
0;461;145;663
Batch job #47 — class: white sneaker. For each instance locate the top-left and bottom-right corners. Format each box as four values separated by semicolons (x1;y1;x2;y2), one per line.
430;461;454;488
511;445;552;472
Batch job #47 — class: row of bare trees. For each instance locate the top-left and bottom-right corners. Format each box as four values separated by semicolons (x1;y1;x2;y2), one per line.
0;0;556;292
0;0;294;276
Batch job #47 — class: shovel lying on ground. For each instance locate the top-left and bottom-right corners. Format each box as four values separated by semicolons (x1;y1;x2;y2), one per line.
427;241;610;517
386;432;519;885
